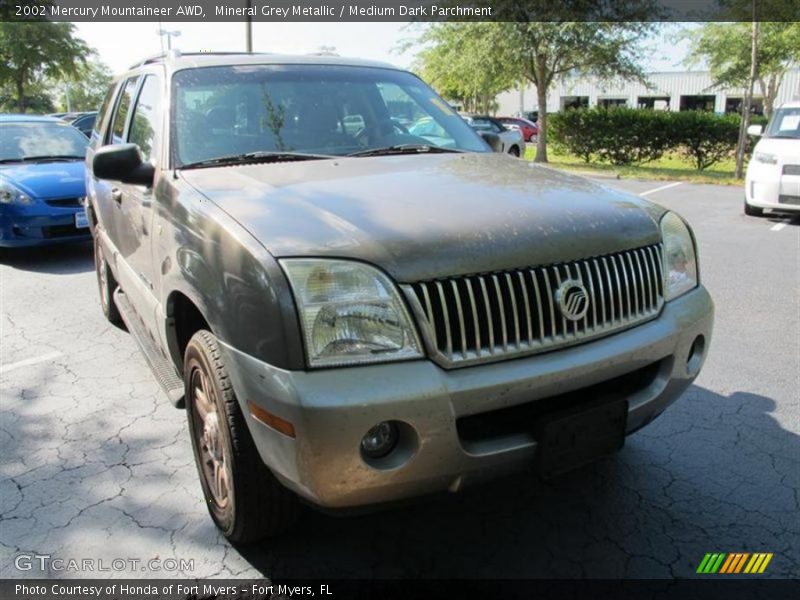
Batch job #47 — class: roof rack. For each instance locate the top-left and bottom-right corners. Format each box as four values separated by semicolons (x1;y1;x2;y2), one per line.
127;50;273;70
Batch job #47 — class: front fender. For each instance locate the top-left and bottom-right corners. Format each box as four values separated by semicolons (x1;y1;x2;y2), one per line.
156;180;305;371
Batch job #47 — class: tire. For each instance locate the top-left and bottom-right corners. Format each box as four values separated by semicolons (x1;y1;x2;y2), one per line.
744;198;764;217
93;235;123;326
185;330;300;543
508;145;521;158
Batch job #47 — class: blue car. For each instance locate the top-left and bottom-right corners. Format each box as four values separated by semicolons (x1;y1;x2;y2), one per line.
0;115;91;247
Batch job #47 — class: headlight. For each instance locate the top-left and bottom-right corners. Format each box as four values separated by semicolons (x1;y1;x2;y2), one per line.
753;152;778;165
0;181;32;205
280;259;423;367
660;212;698;301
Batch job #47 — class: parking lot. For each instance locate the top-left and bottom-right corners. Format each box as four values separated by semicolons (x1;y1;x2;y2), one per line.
1;176;798;579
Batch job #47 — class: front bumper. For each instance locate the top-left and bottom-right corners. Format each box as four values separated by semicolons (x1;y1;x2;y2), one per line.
220;285;714;509
746;163;800;212
0;208;91;247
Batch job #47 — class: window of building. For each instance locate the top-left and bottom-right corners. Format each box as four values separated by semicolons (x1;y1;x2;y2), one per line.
725;97;764;116
680;95;716;112
637;96;671;110
560;96;589;110
598;98;628;108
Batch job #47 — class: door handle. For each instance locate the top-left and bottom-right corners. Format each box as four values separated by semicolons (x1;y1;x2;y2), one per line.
111;187;122;204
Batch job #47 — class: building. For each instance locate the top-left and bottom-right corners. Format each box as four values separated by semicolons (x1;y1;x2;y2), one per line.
496;69;800;116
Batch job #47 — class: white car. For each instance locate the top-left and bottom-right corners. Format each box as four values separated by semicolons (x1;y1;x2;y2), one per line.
745;102;800;216
461;115;526;157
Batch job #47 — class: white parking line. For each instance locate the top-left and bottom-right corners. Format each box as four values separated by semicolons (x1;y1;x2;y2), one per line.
770;222;788;232
639;182;684;197
0;351;63;375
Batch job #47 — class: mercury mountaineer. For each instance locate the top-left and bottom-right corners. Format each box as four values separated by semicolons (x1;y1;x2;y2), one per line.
85;51;714;542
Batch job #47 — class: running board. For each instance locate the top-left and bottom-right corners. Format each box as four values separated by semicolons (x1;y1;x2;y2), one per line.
113;289;185;407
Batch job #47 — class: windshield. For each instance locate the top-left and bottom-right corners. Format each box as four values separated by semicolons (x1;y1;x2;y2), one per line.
764;107;800;139
171;64;488;166
0;121;88;162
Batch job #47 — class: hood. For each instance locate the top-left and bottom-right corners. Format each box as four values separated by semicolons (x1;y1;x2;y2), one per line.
754;137;800;162
0;161;86;200
181;153;663;282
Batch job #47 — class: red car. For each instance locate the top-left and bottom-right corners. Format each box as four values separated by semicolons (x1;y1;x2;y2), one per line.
497;117;538;142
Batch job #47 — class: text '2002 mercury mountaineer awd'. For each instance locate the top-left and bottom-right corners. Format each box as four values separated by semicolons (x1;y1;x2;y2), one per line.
85;51;714;542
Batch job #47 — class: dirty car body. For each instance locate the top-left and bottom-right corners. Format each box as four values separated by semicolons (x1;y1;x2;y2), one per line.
86;53;713;541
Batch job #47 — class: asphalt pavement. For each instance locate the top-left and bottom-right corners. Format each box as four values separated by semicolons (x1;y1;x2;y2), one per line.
1;176;798;579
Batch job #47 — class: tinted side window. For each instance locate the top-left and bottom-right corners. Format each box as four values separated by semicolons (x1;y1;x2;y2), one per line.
110;77;139;143
127;75;163;163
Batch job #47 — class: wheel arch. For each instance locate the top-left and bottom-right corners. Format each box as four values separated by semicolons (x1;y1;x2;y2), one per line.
165;290;213;372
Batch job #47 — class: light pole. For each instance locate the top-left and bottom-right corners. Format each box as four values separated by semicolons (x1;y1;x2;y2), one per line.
245;1;253;53
158;29;182;51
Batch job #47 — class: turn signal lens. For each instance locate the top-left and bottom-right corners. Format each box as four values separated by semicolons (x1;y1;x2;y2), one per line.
247;401;295;438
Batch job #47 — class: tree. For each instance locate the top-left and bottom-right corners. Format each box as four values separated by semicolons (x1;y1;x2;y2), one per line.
54;59;113;112
502;21;658;162
405;15;656;161
408;23;517;114
685;22;800;118
0;81;55;113
0;22;90;112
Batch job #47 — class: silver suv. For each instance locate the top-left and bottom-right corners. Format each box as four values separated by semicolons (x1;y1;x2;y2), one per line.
86;51;714;542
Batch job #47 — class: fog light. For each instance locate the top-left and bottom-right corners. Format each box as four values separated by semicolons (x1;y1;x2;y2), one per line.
360;421;399;459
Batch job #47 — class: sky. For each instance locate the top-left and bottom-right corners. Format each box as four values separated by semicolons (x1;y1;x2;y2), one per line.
73;22;697;77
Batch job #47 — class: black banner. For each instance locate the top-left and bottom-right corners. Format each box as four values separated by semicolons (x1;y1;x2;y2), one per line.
3;579;800;600
2;0;799;22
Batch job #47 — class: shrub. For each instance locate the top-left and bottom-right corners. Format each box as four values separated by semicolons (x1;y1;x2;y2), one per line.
672;111;740;171
549;107;746;170
549;109;599;163
550;108;674;166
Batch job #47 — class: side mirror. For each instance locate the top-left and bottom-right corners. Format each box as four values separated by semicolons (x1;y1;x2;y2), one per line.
93;143;154;186
478;131;503;152
747;124;763;137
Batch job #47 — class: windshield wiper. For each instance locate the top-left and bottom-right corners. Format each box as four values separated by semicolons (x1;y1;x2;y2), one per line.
179;150;335;170
347;144;466;158
0;155;83;163
23;155;85;161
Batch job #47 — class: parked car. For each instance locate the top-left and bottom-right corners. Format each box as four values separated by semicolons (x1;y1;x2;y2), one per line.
87;52;713;542
497;116;538;142
0;115;91;247
69;112;98;138
463;114;525;157
745;102;800;216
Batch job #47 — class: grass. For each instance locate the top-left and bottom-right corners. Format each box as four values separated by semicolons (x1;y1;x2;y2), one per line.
524;147;745;186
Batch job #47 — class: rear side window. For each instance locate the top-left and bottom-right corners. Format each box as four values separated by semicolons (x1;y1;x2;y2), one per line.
93;84;117;136
127;75;163;163
109;77;139;143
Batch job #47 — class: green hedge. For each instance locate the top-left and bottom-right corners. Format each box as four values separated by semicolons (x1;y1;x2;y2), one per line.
549;108;768;170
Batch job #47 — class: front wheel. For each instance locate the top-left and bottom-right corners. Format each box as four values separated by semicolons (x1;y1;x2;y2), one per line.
508;145;521;158
744;198;764;217
93;235;123;326
185;330;300;542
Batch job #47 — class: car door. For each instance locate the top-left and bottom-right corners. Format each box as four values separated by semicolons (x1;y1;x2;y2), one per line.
491;118;516;151
92;76;138;258
114;73;165;338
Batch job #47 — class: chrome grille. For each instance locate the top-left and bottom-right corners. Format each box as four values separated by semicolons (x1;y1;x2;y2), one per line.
403;244;664;368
